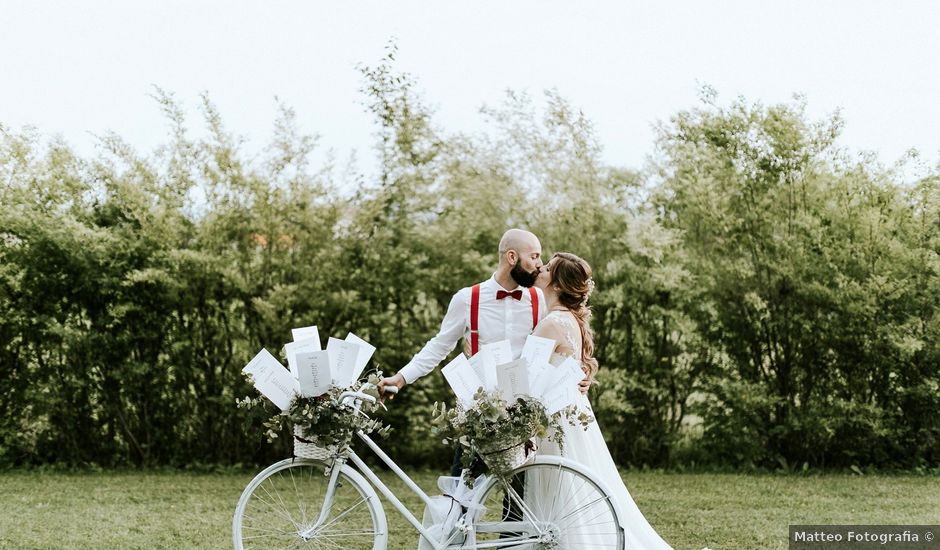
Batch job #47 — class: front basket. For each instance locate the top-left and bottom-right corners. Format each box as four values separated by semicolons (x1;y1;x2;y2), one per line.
477;438;536;474
293;426;337;460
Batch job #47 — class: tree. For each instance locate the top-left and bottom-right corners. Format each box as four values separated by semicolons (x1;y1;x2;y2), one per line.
654;91;940;468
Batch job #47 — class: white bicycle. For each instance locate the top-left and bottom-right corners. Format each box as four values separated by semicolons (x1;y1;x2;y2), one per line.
233;388;624;549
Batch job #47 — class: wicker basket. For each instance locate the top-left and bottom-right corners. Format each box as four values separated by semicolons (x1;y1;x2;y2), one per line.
477;438;536;474
293;426;337;461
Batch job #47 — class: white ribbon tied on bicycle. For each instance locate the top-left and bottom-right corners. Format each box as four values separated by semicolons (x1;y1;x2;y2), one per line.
417;474;488;550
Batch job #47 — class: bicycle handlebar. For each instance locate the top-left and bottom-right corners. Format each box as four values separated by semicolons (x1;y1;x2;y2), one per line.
339;390;377;407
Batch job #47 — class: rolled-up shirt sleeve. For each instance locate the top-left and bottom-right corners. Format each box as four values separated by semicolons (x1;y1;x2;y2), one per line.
398;289;467;384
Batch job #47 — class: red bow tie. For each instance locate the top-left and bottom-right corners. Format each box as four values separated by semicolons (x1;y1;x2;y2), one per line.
496;289;523;301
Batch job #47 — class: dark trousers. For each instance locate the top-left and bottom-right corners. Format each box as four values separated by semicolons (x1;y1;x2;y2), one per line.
450;445;484;478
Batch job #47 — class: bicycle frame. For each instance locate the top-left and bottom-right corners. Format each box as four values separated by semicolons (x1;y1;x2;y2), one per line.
303;429;546;550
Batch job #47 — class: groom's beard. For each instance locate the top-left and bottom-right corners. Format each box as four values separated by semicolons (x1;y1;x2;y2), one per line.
510;260;539;288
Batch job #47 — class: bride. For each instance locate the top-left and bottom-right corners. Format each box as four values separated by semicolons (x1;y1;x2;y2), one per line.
530;252;673;550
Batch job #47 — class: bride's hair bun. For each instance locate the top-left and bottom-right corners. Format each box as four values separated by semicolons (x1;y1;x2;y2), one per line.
550;253;593;311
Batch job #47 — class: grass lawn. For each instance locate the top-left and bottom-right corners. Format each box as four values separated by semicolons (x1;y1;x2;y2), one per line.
1;467;938;549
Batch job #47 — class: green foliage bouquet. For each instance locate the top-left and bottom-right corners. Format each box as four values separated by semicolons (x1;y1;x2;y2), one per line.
237;372;390;453
431;388;593;481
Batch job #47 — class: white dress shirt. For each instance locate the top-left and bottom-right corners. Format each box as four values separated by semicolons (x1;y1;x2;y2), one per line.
399;274;547;384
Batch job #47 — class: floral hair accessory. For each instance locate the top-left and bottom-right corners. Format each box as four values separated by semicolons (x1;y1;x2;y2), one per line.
581;277;595;307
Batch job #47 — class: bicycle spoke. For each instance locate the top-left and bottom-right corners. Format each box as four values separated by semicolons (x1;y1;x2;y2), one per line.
555;493;610;525
288;464;309;526
503;480;542;533
268;474;297;521
551;472;592;519
544;463;565;519
560;503;616;531
254;484;303;528
309;536;345;550
241;530;295;540
539;463;566;520
315;495;369;531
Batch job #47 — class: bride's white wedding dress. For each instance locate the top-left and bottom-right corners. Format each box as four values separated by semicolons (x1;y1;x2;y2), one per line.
531;311;673;549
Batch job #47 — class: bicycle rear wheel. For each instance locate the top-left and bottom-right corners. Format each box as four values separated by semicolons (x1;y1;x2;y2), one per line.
472;455;624;549
233;458;387;549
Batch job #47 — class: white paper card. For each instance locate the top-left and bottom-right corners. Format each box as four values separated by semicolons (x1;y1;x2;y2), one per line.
542;382;578;415
285;338;322;378
521;334;556;367
441;354;481;407
291;325;320;345
327;337;361;388
538;358;580;395
558;357;587;387
538;357;586;413
495;358;531;402
481;339;513;367
243;348;299;410
468;347;498;391
345;332;376;382
296;350;332;397
527;361;553;399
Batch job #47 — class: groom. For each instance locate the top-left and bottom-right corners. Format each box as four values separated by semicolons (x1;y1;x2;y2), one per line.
378;228;547;398
378;230;545;543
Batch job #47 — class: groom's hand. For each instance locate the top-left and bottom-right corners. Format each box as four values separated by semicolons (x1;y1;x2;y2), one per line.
377;373;406;402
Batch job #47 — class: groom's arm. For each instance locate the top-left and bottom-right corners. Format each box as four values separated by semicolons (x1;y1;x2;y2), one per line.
396;289;468;385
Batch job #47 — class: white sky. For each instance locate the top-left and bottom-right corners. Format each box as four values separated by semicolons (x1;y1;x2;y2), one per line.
2;1;939;183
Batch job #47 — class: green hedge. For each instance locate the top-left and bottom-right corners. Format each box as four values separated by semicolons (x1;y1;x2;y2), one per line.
1;60;937;469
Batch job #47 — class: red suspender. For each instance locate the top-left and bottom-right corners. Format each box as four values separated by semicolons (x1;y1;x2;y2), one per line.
470;284;481;356
469;284;539;356
529;287;539;329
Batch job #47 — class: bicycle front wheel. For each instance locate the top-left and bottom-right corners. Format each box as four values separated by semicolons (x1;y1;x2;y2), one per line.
233;458;387;549
473;455;624;549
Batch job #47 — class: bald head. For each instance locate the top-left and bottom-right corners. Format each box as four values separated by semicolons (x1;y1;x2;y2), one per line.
498;229;542;268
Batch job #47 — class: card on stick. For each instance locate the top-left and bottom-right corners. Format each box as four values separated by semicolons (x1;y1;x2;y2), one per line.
291;325;320;345
441;354;481;407
541;382;578;415
557;356;587;387
495;357;531;402
468;346;498;391
326;337;361;388
344;332;376;382
295;350;331;397
481;339;513;367
521;334;556;367
243;348;299;411
527;361;552;399
285;338;322;378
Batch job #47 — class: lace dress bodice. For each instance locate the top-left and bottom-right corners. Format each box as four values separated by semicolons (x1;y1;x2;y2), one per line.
543;310;582;366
